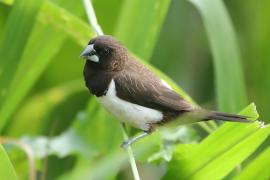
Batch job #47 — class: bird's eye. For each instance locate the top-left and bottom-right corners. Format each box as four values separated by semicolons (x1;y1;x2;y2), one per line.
102;48;110;56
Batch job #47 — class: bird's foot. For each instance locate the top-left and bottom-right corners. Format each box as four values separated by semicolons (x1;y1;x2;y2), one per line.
121;140;132;149
120;132;150;149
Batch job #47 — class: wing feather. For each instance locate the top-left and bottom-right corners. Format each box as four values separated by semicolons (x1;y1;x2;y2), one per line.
114;71;194;113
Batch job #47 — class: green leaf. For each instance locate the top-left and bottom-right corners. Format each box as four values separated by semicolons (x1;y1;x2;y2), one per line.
187;125;269;180
164;104;270;180
0;1;95;131
58;133;160;180
0;24;66;131
38;1;94;46
0;0;13;5
72;100;123;153
0;145;18;180
0;4;9;39
235;147;270;180
115;0;171;61
0;0;94;46
20;128;90;158
248;1;270;123
239;102;259;120
148;126;200;164
6;80;84;136
0;0;43;110
188;0;247;112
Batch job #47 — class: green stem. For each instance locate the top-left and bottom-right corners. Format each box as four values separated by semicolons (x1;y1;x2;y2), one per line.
81;1;140;179
121;124;141;180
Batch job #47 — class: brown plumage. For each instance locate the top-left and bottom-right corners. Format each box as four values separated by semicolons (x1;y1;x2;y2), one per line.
114;60;194;122
80;35;253;147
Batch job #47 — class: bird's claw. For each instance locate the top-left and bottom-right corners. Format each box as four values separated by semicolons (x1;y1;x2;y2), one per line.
121;140;131;149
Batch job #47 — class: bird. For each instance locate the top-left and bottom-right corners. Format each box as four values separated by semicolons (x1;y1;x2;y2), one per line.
80;35;252;148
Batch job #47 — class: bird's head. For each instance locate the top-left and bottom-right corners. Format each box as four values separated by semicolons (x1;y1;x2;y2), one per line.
80;35;127;71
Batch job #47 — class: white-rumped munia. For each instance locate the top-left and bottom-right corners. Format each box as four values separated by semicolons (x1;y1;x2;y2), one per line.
80;35;252;148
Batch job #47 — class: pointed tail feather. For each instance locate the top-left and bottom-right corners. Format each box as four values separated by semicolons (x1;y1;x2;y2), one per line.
204;111;253;123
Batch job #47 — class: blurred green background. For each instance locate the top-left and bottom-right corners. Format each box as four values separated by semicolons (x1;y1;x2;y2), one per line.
0;0;270;179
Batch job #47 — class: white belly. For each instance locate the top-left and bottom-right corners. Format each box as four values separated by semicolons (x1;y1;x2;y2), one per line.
98;80;163;131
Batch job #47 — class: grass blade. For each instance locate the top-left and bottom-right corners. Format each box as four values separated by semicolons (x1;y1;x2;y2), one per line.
115;0;171;61
248;1;270;123
0;0;42;108
164;104;270;179
0;1;95;131
188;0;247;112
188;125;269;179
0;0;95;46
39;1;94;46
6;80;84;136
235;147;270;180
0;25;66;131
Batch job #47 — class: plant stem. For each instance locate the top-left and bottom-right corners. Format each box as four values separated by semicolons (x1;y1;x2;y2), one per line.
121;124;141;180
82;1;140;180
82;0;103;35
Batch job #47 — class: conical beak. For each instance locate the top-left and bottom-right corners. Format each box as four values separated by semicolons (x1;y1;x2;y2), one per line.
80;44;96;58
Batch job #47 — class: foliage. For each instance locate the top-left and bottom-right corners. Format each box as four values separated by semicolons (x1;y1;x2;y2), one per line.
0;0;269;179
0;145;18;180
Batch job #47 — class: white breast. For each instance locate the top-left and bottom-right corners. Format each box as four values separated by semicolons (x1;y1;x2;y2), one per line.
97;79;163;131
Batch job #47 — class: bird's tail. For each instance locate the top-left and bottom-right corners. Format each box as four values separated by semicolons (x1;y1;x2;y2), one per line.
204;111;253;123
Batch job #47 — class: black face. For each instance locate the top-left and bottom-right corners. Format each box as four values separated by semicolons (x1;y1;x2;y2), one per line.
80;35;126;71
90;39;112;59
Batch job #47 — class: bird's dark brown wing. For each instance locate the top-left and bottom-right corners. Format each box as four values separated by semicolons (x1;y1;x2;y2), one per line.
114;71;194;113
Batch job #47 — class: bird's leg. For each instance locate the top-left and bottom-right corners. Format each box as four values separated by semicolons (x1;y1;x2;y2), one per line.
121;131;150;148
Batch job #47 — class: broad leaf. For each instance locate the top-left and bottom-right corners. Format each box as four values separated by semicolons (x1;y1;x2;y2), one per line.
164;104;270;179
188;0;247;112
20;128;90;158
235;147;270;180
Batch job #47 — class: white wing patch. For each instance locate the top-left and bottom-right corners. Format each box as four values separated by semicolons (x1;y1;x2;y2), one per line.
98;79;163;131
